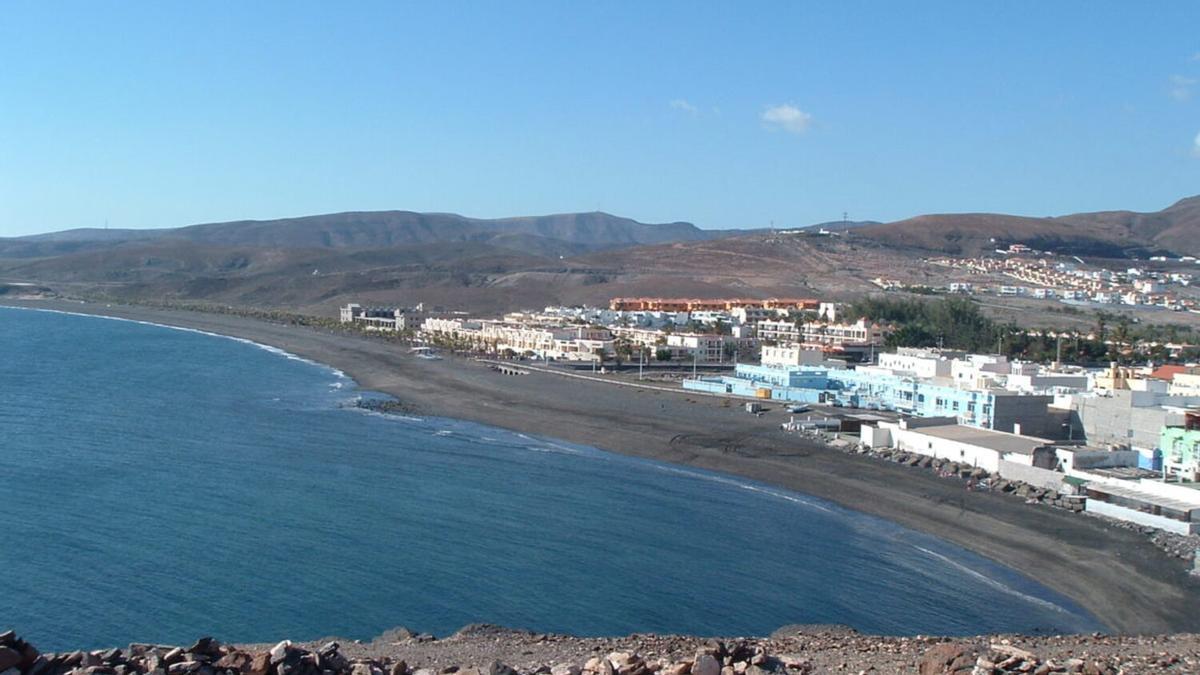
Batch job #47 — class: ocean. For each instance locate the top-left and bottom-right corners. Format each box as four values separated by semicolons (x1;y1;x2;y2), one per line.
0;306;1101;650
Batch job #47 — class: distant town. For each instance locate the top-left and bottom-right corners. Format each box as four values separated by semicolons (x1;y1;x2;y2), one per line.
342;295;1200;545
891;242;1200;312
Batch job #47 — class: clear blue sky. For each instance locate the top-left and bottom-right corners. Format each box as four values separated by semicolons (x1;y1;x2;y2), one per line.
1;2;1198;236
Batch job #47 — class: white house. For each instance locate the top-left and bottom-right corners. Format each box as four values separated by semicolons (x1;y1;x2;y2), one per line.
865;419;1057;474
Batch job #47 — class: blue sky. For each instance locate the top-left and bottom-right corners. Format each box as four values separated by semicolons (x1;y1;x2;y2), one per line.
1;2;1198;236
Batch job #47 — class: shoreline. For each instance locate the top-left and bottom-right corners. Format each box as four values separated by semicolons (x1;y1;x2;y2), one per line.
6;299;1200;635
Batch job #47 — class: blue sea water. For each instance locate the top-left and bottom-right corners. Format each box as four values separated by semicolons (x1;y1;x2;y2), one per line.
0;306;1101;650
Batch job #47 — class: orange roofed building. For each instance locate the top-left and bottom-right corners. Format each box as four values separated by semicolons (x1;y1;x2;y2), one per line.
609;297;819;312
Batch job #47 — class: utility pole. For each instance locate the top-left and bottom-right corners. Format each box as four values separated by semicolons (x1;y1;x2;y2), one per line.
693;350;698;380
639;347;644;380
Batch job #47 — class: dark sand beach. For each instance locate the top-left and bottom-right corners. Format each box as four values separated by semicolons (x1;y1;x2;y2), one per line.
8;299;1200;634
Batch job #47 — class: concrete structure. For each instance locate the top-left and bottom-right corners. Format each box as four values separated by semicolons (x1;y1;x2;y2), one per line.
877;348;956;379
340;303;424;331
1054;446;1142;478
420;317;613;361
799;318;889;358
1070;389;1200;455
760;345;845;368
609;297;819;312
867;420;1057;473
755;319;800;343
1169;371;1200;397
1083;480;1200;535
684;361;1057;433
613;327;746;364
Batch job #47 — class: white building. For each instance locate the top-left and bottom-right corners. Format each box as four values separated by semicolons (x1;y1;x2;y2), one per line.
340;303;424;331
799;318;887;349
756;319;800;343
760;345;844;368
877;348;954;380
864;419;1057;474
614;327;742;363
1083;480;1200;535
950;354;1010;388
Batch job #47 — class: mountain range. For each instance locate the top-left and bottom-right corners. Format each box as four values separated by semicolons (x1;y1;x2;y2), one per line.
1;195;1198;312
1;211;738;259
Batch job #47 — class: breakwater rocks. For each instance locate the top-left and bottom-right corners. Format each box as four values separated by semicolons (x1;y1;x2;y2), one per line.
348;397;420;417
838;444;1199;570
4;627;1200;675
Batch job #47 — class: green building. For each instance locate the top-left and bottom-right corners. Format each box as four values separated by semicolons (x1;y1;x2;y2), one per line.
1160;419;1200;482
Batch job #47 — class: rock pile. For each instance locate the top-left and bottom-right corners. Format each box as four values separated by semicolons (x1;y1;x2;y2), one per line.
580;640;812;675
3;629;1198;675
0;634;811;675
917;641;1129;674
0;634;405;675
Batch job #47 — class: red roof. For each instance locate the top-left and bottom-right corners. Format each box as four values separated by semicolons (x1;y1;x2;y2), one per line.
1149;364;1191;381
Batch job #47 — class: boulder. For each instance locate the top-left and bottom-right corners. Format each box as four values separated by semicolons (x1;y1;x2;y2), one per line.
389;661;409;675
0;648;20;673
918;644;974;674
488;662;518;675
214;652;250;672
773;655;808;670
188;641;220;660
268;644;291;666
18;644;41;671
691;655;720;675
550;665;581;675
247;652;272;675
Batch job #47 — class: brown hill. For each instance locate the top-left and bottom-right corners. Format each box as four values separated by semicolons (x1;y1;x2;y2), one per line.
3;211;731;259
856;195;1200;257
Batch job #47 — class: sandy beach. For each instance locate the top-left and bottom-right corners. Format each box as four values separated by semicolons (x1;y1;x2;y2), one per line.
7;298;1200;635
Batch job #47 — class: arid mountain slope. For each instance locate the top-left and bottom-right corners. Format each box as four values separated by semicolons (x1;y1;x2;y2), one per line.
1;211;730;259
856;195;1200;257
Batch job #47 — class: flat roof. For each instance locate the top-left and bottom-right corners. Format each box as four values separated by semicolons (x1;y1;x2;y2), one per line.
906;424;1051;455
1087;482;1200;512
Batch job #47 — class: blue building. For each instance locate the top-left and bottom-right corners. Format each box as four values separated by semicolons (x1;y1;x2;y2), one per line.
684;363;1054;433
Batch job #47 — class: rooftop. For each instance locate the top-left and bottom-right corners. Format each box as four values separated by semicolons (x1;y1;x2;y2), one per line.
903;423;1053;455
1087;482;1200;512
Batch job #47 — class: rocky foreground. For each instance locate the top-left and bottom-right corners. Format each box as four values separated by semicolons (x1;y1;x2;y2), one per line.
4;627;1200;675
